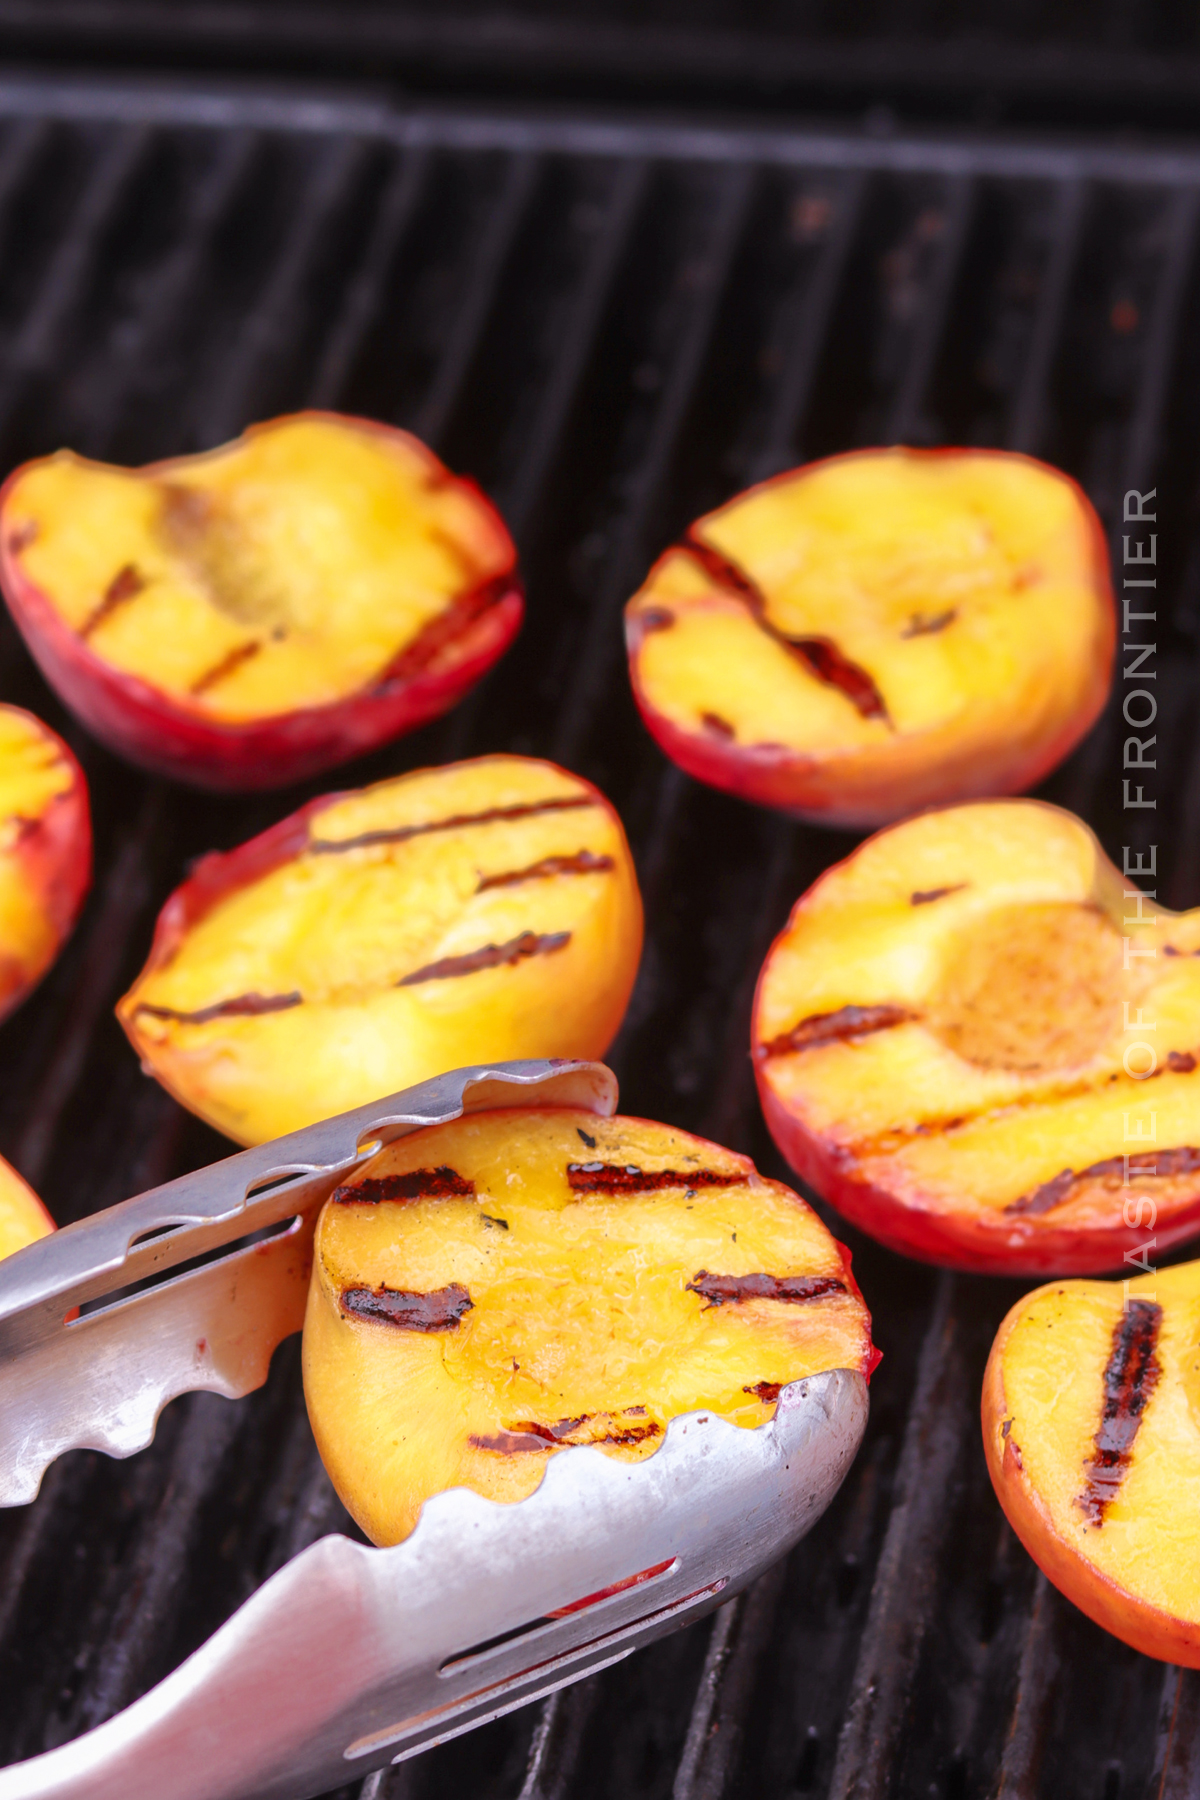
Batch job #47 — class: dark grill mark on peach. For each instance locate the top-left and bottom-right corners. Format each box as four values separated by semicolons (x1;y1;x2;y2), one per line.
702;712;736;740
398;929;571;986
308;794;594;855
480;1213;508;1230
681;534;891;724
911;884;968;906
135;989;302;1027
384;574;519;681
639;607;675;633
1005;1146;1200;1216
190;639;261;696
760;1004;915;1058
1169;1050;1198;1073
745;1380;783;1402
330;1165;475;1204
339;1281;473;1332
901;609;957;637
682;535;764;606
791;638;890;723
476;850;614;891
687;1272;846;1307
1077;1299;1162;1525
470;1411;663;1453
81;563;145;639
566;1162;742;1194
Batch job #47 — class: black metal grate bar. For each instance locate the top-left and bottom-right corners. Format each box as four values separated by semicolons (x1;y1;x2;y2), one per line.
13;788;165;1187
1058;184;1200;827
885;173;978;445
413;150;542;451
994;1575;1065;1799
72;127;260;447
826;1274;971;1800
1007;179;1089;457
0;124;152;434
672;1561;789;1800
515;1678;603;1800
551;160;755;768
1121;186;1200;494
748;167;871;483
307;146;434;412
501;156;649;543
194;133;377;445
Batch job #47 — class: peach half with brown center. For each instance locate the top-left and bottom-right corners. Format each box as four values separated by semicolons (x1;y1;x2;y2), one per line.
302;1105;876;1546
0;413;521;790
0;704;90;1021
753;799;1200;1275
117;756;642;1146
984;1264;1200;1665
625;448;1114;827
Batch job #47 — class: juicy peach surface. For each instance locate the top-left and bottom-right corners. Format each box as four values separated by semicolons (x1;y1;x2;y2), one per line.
303;1106;875;1545
0;705;89;1021
984;1264;1200;1665
626;448;1114;827
0;1154;53;1260
0;413;521;789
118;756;642;1145
753;800;1200;1275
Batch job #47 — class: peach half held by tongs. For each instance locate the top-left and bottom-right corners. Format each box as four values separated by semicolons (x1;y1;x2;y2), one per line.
0;1060;869;1800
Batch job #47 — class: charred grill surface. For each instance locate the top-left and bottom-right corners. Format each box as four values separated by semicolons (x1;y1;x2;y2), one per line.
0;68;1197;1800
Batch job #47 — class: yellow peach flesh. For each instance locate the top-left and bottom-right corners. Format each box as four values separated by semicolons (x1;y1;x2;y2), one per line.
6;417;513;722
986;1264;1200;1656
628;449;1112;823
118;757;643;1145
754;800;1200;1266
302;1106;872;1545
0;707;80;980
0;1155;52;1260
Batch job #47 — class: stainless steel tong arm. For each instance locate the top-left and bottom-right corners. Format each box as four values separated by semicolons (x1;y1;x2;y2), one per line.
0;1371;867;1800
0;1057;618;1506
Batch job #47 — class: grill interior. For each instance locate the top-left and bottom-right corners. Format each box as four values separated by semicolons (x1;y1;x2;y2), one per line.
10;4;1200;133
0;74;1196;1800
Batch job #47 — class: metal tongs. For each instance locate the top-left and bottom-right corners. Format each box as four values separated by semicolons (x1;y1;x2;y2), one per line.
0;1058;868;1800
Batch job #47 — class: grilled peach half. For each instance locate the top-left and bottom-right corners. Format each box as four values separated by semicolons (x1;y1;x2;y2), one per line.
0;705;89;1021
0;1156;53;1260
303;1105;876;1546
626;448;1114;827
984;1264;1200;1665
0;413;521;790
118;756;642;1145
754;799;1200;1276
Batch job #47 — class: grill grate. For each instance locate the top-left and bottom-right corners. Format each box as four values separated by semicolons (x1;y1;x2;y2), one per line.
0;73;1195;1800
